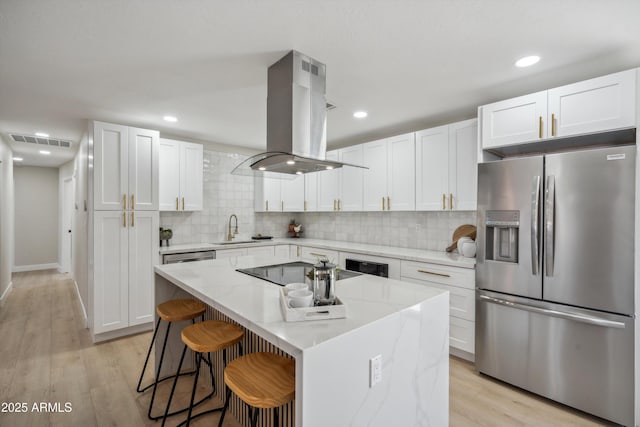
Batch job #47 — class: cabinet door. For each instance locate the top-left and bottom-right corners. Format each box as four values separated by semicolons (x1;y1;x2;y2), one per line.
300;246;339;264
246;245;275;256
215;248;247;259
282;175;305;212
159;139;180;211
93;122;128;210
180;142;203;211
548;69;636;138
304;172;318;212
129;127;159;211
93;211;129;333
339;145;363;211
317;150;340;211
415;125;449;210
449;119;478;211
128;211;158;327
362;139;388;211
275;245;290;258
255;174;282;212
481;91;547;149
387;133;415;211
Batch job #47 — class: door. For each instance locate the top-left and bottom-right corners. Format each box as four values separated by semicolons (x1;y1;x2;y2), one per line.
61;178;74;273
548;69;636;138
362;139;388;211
93;211;128;333
93;121;128;210
415;125;449;210
481;91;547;149
476;156;544;299
128;211;158;326
449;119;478;210
387;133;415;211
543;145;635;315
128;127;159;211
159;139;180;211
180;142;203;211
339;145;363;211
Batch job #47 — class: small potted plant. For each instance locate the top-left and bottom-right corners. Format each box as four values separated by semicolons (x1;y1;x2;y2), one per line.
159;227;173;247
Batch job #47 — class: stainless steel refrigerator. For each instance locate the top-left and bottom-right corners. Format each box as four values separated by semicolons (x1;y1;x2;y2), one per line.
476;145;636;426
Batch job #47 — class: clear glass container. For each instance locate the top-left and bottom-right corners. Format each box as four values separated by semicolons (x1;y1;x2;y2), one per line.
313;260;336;306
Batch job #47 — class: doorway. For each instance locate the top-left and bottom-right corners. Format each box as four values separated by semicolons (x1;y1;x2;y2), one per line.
60;177;73;273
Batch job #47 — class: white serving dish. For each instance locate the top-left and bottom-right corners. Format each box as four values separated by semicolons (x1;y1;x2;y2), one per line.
279;287;347;322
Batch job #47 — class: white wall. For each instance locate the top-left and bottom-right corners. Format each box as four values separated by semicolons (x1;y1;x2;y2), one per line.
14;166;59;269
0;136;15;300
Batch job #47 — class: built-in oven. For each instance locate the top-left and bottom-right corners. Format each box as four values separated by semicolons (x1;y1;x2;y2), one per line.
345;258;389;278
162;250;215;264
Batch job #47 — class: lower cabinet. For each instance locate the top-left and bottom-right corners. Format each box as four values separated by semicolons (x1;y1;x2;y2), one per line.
216;245;275;259
93;210;159;334
400;259;475;358
274;245;290;258
299;246;339;264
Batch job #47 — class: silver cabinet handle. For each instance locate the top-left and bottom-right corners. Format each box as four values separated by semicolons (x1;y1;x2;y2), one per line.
417;269;450;278
531;176;541;275
479;295;625;329
545;175;555;277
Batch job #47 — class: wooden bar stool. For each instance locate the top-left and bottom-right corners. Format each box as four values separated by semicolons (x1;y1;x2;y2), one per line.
162;320;244;427
218;352;295;427
136;298;207;420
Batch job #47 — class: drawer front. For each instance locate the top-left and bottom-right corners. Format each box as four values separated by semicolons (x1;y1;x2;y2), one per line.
215;248;247;259
450;317;475;354
401;260;474;289
403;278;475;321
246;245;275;257
274;245;290;258
300;247;339;264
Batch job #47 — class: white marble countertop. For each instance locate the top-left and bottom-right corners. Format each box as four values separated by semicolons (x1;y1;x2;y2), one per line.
154;255;447;354
159;238;476;268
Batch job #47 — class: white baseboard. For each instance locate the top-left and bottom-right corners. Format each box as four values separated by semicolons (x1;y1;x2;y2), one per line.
73;280;88;328
92;322;153;343
13;263;60;273
0;281;13;301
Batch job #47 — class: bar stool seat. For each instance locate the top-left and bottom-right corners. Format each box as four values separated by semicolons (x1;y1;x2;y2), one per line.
162;320;244;427
137;299;206;421
219;352;295;427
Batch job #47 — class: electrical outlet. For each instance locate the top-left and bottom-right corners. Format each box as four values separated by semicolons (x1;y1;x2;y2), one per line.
369;355;382;387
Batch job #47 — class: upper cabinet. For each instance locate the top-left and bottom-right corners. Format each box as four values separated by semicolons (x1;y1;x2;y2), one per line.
416;119;477;211
282;175;305;212
159;138;203;211
481;69;636;150
363;133;415;211
338;145;364;211
317;150;341;211
93;121;159;211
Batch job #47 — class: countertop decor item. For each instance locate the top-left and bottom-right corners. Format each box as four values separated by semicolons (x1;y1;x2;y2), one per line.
287;222;303;238
445;224;477;252
251;234;273;240
159;227;173;247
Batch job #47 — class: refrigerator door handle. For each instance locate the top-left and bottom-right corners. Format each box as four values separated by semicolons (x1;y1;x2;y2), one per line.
531;176;541;275
479;294;626;329
545;175;555;277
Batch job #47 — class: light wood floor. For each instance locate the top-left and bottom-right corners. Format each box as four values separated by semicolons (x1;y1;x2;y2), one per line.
0;270;614;426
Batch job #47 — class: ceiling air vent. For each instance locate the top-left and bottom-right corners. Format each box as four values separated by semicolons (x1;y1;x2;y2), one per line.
10;133;73;149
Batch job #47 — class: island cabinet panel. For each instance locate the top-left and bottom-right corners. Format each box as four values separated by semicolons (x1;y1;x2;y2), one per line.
401;259;476;360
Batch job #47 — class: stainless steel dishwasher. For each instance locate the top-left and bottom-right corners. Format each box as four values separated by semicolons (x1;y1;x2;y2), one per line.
162;250;215;264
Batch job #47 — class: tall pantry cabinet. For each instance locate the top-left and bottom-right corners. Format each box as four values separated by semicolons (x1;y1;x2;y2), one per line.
90;121;159;340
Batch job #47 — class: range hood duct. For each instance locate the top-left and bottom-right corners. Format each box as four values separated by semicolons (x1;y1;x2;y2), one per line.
232;50;366;177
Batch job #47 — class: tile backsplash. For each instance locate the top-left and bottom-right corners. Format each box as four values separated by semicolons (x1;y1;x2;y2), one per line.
160;148;477;251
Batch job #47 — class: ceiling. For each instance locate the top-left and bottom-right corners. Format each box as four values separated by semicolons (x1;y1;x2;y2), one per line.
2;0;640;167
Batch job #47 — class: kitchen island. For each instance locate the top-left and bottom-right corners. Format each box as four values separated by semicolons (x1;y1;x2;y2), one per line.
154;255;449;426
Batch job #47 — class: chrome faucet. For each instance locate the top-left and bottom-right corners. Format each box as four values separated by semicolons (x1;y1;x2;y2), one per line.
227;214;239;241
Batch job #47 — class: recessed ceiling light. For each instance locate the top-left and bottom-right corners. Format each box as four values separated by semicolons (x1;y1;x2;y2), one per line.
353;111;368;119
325;166;334;170
295;171;303;175
286;160;295;165
35;132;49;138
39;150;50;155
13;157;23;162
258;166;266;171
163;115;178;122
515;55;540;68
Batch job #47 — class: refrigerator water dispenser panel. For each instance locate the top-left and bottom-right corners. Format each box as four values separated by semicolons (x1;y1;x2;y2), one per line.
485;211;519;263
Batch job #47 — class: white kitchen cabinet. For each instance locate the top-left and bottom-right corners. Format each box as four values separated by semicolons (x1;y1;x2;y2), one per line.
275;245;290;258
215;248;247;259
338;145;363;211
481;69;636;149
93;210;159;334
246;245;275;257
416;119;477;211
317;150;341;211
400;259;475;359
290;245;302;259
254;174;282;212
304;172;318;211
281;175;305;212
159;138;203;211
299;246;339;264
338;251;401;280
363;133;415;211
93;122;159;211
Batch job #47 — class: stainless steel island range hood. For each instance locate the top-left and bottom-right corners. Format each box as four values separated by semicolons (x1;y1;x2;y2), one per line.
232;50;365;176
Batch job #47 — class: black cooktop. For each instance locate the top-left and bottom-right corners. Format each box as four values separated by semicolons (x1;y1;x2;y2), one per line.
236;261;361;287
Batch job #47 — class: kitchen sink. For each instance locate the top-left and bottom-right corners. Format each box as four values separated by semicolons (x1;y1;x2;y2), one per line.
212;240;259;245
